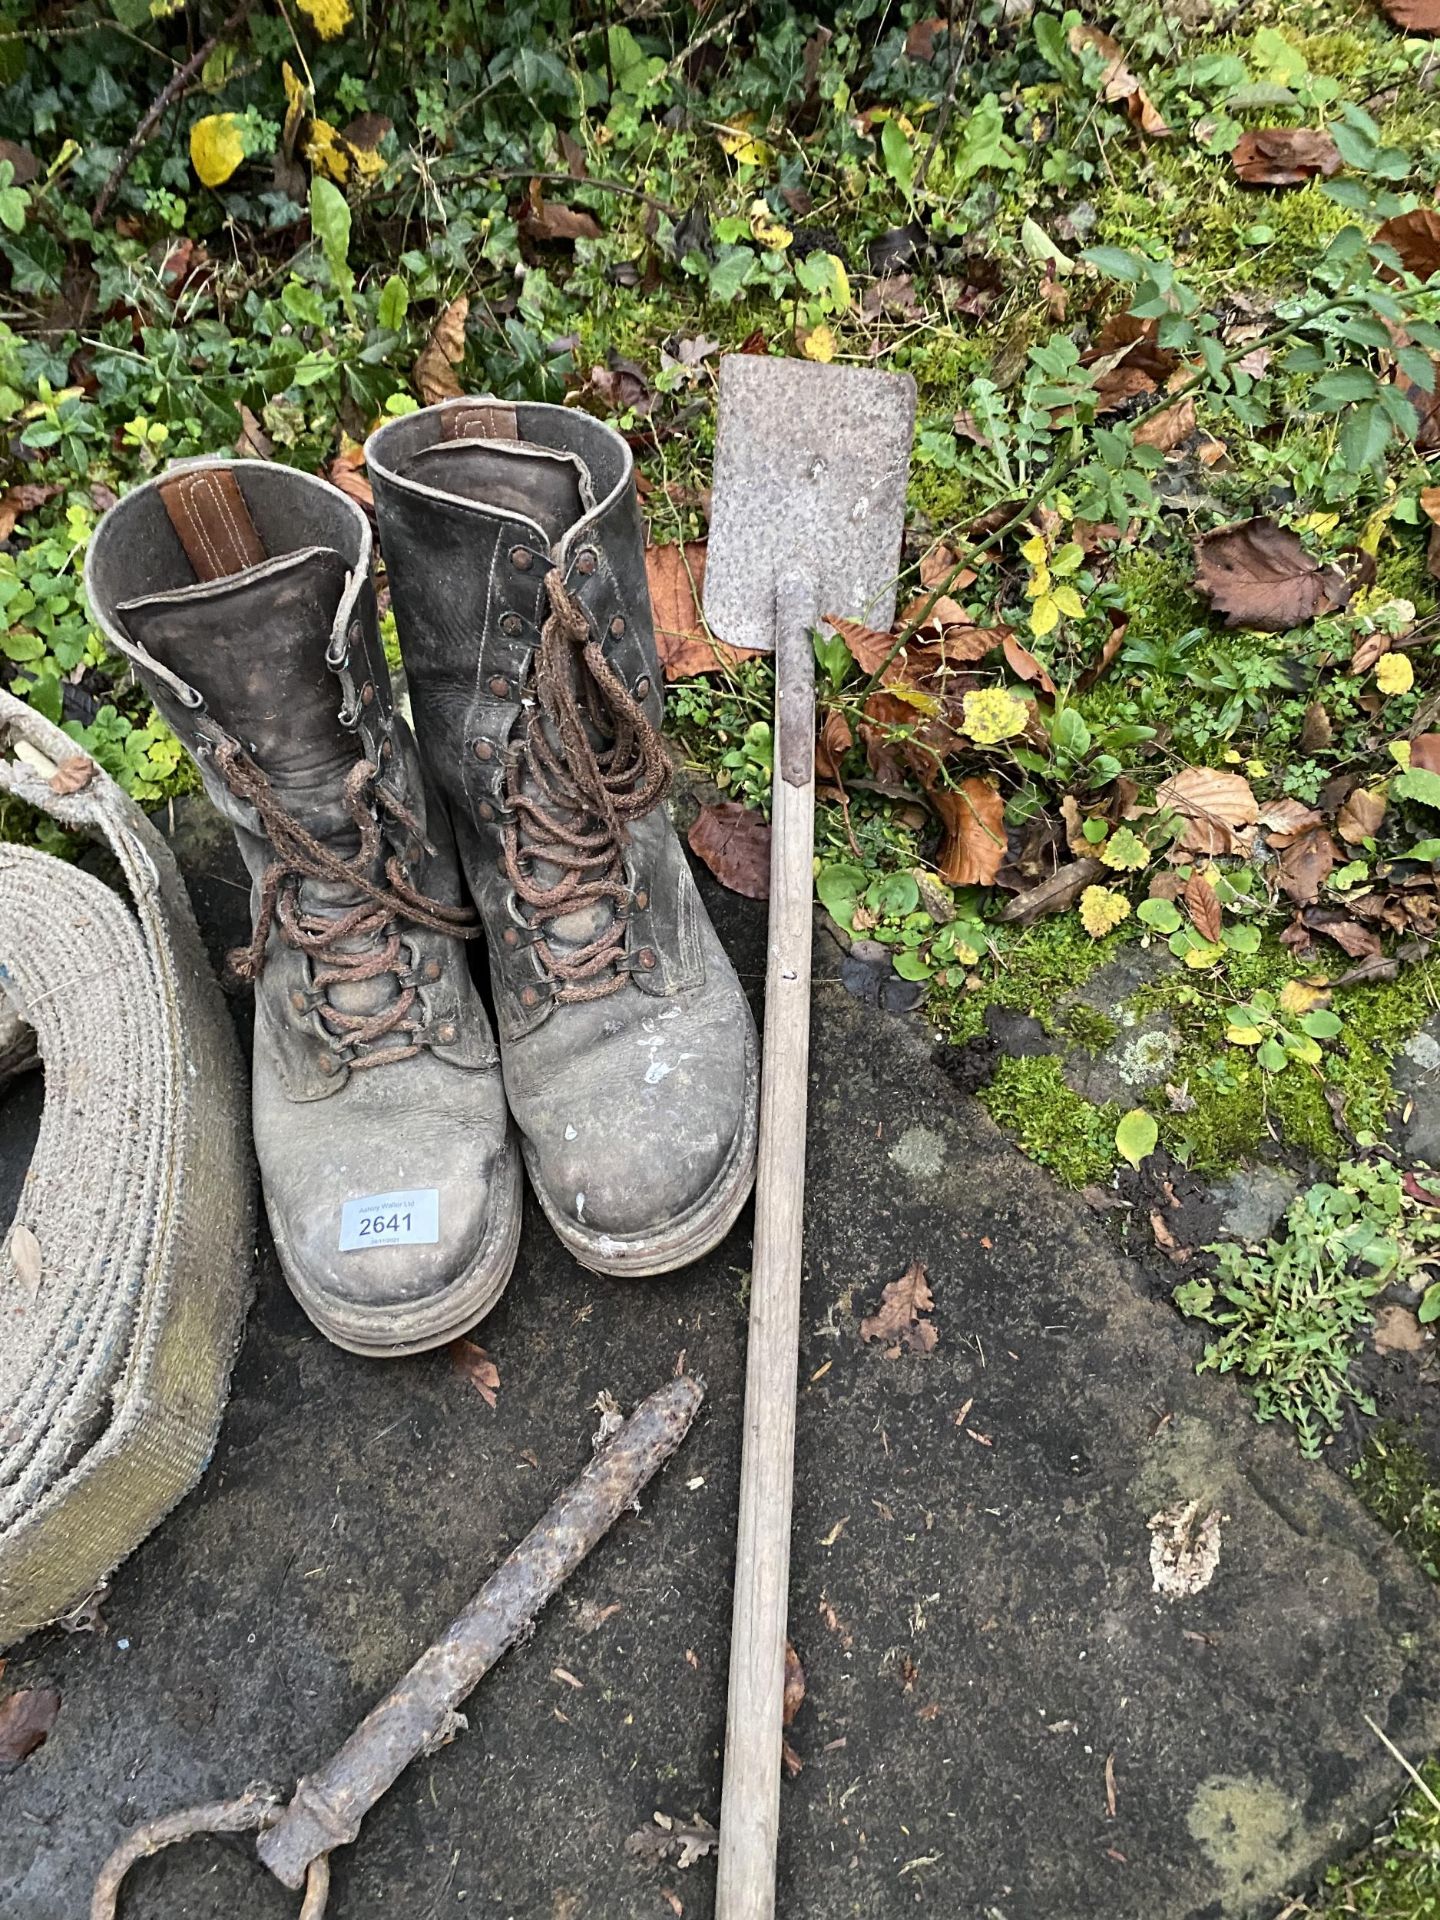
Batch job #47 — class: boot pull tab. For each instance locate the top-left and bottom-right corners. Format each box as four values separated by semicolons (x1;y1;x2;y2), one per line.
440;400;518;442
157;468;267;583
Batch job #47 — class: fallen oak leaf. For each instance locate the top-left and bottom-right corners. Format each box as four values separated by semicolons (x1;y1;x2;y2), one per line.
0;1686;60;1771
1193;518;1351;631
1338;787;1386;845
860;1260;937;1354
414;296;468;406
1374;206;1440;280
1276;824;1338;905
825;614;897;676
1155;767;1258;856
1230;128;1341;186
646;542;757;681
1001;631;1057;697
933;778;1006;887
520;177;602;243
1132;395;1196;454
450;1337;500;1408
687;801;771;901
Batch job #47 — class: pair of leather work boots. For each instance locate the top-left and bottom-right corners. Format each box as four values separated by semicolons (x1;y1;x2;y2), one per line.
86;400;759;1356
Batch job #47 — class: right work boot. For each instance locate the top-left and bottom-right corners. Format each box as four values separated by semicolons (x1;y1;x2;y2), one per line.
86;460;520;1356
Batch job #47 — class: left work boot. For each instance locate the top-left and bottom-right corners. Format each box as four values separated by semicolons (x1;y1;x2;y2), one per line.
367;398;759;1275
87;458;521;1355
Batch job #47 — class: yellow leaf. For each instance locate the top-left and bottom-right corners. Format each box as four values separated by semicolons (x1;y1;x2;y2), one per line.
1050;582;1086;619
800;324;837;363
1225;1024;1264;1046
826;253;852;312
351;144;386;182
962;687;1028;744
716;115;771;166
190;113;246;189
1376;651;1414;696
1024;565;1051;598
1289;1033;1323;1066
1278;979;1329;1018
749;198;792;249
1295;511;1339;536
305;118;350;182
1360;502;1393;556
883;682;942;716
1079;885;1130;938
282;60;309;154
297;0;353;35
1019;534;1048;566
1182;940;1226;969
1029;592;1060;637
1391;738;1413;768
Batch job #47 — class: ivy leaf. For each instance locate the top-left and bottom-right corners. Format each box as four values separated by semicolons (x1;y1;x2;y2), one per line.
190;112;246;188
1115;1108;1158;1169
881;117;915;195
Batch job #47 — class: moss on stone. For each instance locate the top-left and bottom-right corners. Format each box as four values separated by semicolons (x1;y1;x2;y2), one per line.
1352;1423;1440;1584
1060;1001;1119;1051
977;1054;1118;1187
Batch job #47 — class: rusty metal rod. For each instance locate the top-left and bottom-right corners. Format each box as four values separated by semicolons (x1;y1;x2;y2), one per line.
255;1372;704;1889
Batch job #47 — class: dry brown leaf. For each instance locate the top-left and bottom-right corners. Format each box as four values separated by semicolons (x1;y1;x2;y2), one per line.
998;855;1106;925
0;1687;60;1770
1337;787;1386;845
1373;1303;1427;1354
815;709;853;785
1351;629;1392;675
933;778;1006;887
1193;518;1350;631
47;755;94;796
328;442;374;511
1276;824;1338;905
1380;0;1440;26
687;802;771;901
1299;701;1333;753
825;614;896;676
860;1260;937;1353
1001;632;1057;697
1132;395;1196;453
521;178;602;243
1155;767;1258;856
0;482;61;543
1230;128;1341;186
783;1642;806;1726
645;542;756;680
1105;1751;1118;1819
1412;734;1440;775
1374;207;1440;280
414;296;468;406
234;403;273;459
905;14;949;58
1069;23;1170;136
1258;796;1326;839
450;1337;500;1408
1183;870;1222;943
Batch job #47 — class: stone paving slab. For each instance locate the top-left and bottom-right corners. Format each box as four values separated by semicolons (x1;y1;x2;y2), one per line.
3;819;1440;1918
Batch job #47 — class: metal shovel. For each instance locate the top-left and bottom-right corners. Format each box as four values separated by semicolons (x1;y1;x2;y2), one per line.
703;354;916;1919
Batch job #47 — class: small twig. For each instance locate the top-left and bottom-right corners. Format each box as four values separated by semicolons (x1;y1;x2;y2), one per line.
664;4;747;77
444;165;676;218
92;0;260;223
90;1788;283;1919
1363;1710;1440;1817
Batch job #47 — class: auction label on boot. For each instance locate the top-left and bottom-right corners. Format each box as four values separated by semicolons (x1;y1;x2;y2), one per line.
339;1188;441;1251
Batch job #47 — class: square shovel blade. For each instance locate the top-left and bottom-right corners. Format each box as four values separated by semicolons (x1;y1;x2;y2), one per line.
702;356;917;652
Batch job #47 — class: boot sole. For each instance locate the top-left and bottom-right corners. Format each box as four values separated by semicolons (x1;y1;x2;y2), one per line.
272;1134;524;1358
524;1015;760;1278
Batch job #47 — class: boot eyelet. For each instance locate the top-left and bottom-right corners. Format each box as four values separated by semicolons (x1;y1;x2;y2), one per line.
436;1023;458;1044
290;989;308;1012
406;840;423;864
318;1053;339;1075
576;549;597;576
477;800;495;822
380;739;393;763
423;960;442;982
637;947;657;970
489;675;511;698
634;676;651;699
500;614;523;637
360;682;376;706
633;889;649;911
521;985;540;1008
609;615;626;637
473;740;494;761
510;546;533;572
502;927;520;948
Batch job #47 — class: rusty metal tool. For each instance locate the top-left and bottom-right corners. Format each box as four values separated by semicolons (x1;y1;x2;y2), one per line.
92;1373;704;1918
702;355;915;1919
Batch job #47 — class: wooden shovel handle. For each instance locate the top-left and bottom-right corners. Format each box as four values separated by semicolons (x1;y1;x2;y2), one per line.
715;577;817;1920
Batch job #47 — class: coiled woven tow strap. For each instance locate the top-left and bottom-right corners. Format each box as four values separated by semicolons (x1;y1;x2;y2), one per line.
0;691;255;1648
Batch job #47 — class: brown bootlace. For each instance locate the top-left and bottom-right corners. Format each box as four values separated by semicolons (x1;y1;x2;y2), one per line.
214;736;477;1069
501;569;671;1002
